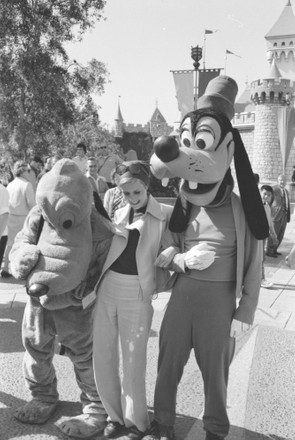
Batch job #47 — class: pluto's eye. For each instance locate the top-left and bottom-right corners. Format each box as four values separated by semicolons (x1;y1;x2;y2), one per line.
195;131;215;150
59;212;75;229
63;220;73;229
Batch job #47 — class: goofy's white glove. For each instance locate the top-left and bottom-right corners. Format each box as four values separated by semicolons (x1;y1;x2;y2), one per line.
184;243;216;271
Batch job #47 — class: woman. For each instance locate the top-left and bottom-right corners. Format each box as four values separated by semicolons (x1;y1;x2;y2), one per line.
103;167;127;220
92;161;173;440
1;160;35;277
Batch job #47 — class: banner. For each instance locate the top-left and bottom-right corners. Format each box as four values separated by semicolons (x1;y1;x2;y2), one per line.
276;106;292;172
198;69;221;97
171;70;194;118
171;68;221;119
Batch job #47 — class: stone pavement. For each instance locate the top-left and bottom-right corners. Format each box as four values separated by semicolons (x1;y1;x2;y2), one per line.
1;216;295;439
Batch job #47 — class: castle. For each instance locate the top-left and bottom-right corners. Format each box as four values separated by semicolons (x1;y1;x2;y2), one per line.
112;1;295;185
230;0;295;184
113;101;173;140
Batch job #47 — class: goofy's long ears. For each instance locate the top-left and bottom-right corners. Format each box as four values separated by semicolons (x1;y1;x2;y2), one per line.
169;194;192;233
233;128;269;240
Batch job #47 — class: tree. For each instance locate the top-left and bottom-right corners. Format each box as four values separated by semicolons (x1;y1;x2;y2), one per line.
0;0;108;159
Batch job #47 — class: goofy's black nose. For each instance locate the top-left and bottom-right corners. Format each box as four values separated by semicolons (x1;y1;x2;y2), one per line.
153;136;179;163
26;283;49;297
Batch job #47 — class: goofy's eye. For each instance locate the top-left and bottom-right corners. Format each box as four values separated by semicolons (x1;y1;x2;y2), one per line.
195;131;215;150
180;132;192;148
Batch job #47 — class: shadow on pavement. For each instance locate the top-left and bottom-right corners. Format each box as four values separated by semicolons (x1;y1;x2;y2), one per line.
229;425;287;440
0;307;24;353
272;283;295;290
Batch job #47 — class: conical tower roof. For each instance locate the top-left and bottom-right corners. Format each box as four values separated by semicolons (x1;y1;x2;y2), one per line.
267;58;282;78
149;106;166;123
234;83;255;113
265;1;295;39
115;101;123;121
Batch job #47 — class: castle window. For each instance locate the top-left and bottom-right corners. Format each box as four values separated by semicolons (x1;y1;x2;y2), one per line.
273;42;277;47
290;41;293;45
282;42;285;46
261;92;266;103
270;91;274;102
278;92;283;102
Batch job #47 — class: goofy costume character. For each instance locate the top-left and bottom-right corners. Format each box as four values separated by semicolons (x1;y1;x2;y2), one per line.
144;76;269;440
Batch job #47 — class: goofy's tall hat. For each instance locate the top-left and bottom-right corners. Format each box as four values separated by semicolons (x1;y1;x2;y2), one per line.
151;75;269;240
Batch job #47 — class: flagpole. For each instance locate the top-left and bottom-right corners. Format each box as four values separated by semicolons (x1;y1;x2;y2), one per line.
224;51;228;75
203;34;206;69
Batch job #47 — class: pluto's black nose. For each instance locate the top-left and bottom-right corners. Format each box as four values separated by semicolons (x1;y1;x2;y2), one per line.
26;283;49;297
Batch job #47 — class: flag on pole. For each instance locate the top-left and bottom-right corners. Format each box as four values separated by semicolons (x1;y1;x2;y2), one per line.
171;69;221;118
171;70;194;118
205;29;214;34
276;107;292;173
226;49;241;58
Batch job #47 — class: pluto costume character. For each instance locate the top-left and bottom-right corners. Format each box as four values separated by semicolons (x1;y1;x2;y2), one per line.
9;159;113;439
144;76;269;440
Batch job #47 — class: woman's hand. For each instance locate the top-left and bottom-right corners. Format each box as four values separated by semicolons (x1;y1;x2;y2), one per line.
155;246;178;268
230;319;251;338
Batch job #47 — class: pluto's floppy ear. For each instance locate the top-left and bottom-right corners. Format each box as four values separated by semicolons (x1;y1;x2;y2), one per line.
169;195;192;233
233;128;269;239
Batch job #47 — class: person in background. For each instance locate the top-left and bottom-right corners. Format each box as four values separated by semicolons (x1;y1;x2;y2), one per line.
72;142;88;174
97;144;123;188
103;168;127;220
0;159;14;187
260;185;278;288
86;157;109;201
26;156;44;193
0;160;13;268
0;182;9;270
1;160;35;278
266;174;290;257
253;173;260;185
92;161;173;440
36;156;52;184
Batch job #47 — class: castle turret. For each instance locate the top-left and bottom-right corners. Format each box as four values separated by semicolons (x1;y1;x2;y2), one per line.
148;105;172;139
265;0;295;81
250;59;295;180
114;99;124;138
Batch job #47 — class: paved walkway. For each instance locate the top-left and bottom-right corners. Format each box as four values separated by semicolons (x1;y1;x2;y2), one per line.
1;216;295;439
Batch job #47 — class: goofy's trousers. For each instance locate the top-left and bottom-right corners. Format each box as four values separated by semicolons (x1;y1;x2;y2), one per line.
153;275;236;439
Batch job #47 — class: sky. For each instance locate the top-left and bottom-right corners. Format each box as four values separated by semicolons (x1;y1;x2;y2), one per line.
66;0;289;129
